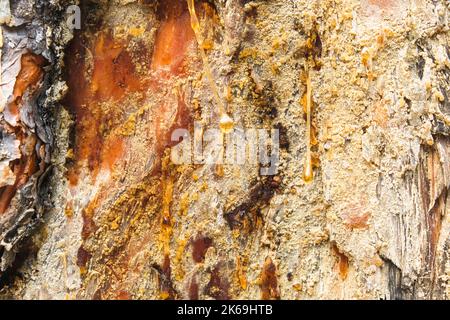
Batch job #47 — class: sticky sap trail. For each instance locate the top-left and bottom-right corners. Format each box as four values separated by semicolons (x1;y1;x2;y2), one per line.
303;69;313;183
186;0;234;134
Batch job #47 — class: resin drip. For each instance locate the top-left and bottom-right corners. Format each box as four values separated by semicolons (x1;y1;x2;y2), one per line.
303;69;313;183
187;0;233;133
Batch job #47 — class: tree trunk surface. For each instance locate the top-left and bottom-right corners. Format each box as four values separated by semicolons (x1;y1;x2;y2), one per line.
0;0;449;300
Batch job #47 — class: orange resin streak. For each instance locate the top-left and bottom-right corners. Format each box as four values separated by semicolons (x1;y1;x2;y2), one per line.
65;0;199;188
65;31;145;185
152;0;195;75
303;69;313;183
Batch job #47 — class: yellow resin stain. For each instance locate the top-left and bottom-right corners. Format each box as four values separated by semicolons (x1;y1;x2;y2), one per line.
235;256;248;290
159;292;170;300
179;192;190;215
239;47;259;60
160;156;175;255
174;239;187;281
215;164;224;178
119;113;136;136
129;27;145;37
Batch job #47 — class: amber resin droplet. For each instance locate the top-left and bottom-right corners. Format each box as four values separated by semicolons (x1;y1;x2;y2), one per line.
215;164;224;177
303;157;313;183
187;0;234;132
219;113;234;134
303;69;314;183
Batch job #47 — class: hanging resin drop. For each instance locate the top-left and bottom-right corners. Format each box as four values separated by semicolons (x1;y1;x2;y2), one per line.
219;113;234;134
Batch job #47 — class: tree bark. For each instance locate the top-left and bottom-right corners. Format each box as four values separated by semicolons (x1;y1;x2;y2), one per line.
0;0;449;300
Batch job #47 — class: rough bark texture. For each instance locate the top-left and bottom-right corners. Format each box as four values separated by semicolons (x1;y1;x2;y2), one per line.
0;0;449;300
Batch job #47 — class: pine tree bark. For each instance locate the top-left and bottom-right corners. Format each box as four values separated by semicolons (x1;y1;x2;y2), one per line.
0;0;449;300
